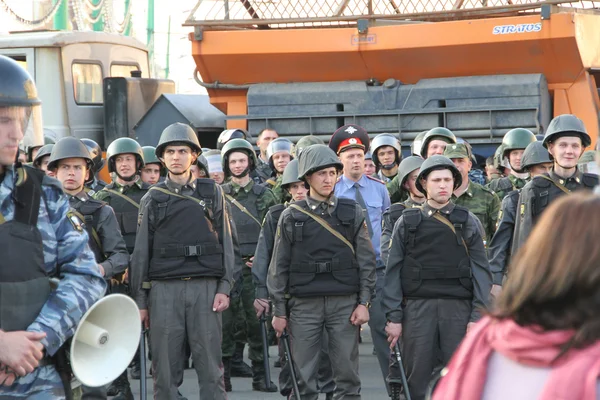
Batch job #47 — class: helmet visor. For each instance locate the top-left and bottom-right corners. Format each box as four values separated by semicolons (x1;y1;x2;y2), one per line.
1;105;43;166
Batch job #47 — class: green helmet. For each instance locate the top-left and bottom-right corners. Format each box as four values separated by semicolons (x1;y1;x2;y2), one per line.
493;144;508;171
32;144;54;168
397;156;425;187
142;146;161;165
543;114;591;148
521;141;552;171
47;137;93;171
197;154;209;175
293;135;325;157
502;128;537;160
297;144;342;181
420;127;457;158
416;155;462;195
411;131;427;156
281;159;302;188
221;138;258;176
371;133;402;168
106;137;145;173
156;123;202;158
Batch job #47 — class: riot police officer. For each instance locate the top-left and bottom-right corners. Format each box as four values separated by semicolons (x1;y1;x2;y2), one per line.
420;127;457;158
268;144;377;400
48;137;129;400
81;138;108;193
263;137;294;203
486;128;537;200
383;155;492;400
0;54;105;398
140;146;162;185
130;122;235;399
380;156;425;266
513;114;599;252
488;141;553;298
371;133;402;183
220;138;278;392
255;128;279;181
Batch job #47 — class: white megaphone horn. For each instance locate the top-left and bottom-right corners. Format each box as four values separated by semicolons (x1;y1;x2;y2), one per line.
69;294;141;387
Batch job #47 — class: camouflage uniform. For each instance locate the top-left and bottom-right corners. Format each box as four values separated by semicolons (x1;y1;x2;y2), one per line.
451;180;500;243
486;174;528;201
385;173;408;204
263;175;289;204
0;167;106;398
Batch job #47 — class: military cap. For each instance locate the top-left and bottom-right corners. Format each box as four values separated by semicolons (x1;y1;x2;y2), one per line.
443;143;472;160
329;124;370;155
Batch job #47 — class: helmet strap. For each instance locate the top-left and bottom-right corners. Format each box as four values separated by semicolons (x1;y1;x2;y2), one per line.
115;171;137;182
381;162;397;171
230;167;250;179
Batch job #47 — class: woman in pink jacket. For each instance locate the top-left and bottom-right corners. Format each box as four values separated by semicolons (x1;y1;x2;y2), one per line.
432;191;600;400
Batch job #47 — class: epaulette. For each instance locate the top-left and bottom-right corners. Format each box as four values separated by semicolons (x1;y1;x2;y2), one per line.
478;183;498;197
365;175;385;185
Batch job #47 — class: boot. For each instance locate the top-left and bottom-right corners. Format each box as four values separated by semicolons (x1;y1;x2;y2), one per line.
251;361;278;392
130;362;141;380
107;372;128;397
231;343;253;378
222;357;232;392
389;382;402;400
112;373;134;400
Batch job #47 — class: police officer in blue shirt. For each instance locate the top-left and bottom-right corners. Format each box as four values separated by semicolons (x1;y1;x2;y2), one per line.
330;124;392;391
0;55;105;398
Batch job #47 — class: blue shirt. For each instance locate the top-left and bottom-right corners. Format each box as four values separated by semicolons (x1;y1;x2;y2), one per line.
335;174;390;265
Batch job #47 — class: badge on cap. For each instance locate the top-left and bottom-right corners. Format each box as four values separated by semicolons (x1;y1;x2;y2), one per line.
349;138;357;145
345;126;358;134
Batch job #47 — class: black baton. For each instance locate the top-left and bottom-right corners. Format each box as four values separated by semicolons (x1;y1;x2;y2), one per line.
281;329;301;399
139;328;148;400
393;342;411;400
259;313;273;390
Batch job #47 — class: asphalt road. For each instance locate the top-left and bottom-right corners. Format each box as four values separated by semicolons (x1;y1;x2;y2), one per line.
128;326;390;400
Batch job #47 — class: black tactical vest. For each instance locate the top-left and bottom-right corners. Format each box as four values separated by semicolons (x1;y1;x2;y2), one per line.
223;183;266;257
0;167;52;331
70;198;106;262
401;206;473;299
102;182;149;253
385;203;407;232
148;180;224;280
529;173;598;223
268;204;286;225
287;198;360;297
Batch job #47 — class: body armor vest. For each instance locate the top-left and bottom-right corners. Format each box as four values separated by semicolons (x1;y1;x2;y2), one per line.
223;183;266;256
288;198;359;297
0;167;51;331
268;204;286;225
402;206;473;299
386;203;407;230
148;180;224;280
102;182;149;253
71;198;105;262
529;173;598;224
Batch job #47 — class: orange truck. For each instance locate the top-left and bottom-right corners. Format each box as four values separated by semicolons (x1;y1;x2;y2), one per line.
184;0;600;157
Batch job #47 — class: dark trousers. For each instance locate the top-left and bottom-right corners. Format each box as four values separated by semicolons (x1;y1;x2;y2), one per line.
369;269;392;391
399;298;470;400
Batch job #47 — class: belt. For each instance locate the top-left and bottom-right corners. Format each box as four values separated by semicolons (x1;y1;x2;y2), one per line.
290;260;355;273
153;244;223;258
409;267;472;280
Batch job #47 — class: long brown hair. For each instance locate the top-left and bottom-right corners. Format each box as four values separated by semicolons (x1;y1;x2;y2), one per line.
494;192;600;350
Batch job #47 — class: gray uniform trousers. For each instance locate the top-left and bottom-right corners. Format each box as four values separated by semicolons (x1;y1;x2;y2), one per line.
288;294;361;400
149;278;226;400
369;268;391;391
402;298;471;400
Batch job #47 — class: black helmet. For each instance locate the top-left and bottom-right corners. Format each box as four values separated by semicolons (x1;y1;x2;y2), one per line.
411;131;427;156
216;129;251;150
156;123;202;158
543;114;591;148
221;138;258;176
416;155;462;195
293;135;325;157
297;144;343;181
142;146;161;165
32;144;54;168
47;137;93;171
0;55;43;161
281;159;302;188
371;133;402;168
197;154;209;176
397;156;425;188
521;141;552;171
106;137;145;173
81;138;106;173
420;127;457;158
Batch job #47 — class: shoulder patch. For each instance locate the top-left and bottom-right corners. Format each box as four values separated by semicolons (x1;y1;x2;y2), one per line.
366;175;385;185
66;210;85;233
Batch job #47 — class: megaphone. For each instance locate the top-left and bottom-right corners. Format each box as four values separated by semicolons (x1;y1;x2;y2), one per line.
69;294;141;387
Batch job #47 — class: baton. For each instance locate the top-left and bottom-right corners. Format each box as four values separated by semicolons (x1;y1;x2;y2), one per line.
281;329;301;399
393;342;411;400
139;328;148;400
259;313;273;390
